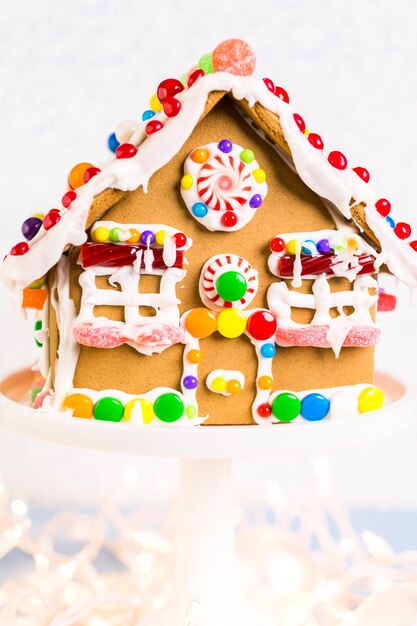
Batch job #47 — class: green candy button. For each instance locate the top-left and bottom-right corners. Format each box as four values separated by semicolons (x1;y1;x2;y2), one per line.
272;392;301;422
240;148;255;164
216;271;247;302
154;393;184;423
93;397;124;422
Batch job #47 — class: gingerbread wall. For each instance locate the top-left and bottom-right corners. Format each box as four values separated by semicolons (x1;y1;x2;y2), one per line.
62;96;374;425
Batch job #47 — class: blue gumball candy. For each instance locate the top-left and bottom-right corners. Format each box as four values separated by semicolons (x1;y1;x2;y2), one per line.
192;202;208;218
260;343;276;358
142;109;155;121
108;132;119;153
300;393;330;422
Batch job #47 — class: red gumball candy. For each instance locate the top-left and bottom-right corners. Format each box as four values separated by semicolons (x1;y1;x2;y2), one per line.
163;96;181;117
409;240;417;252
173;232;187;247
328;151;348;170
375;198;391;217
157;78;184;102
308;133;324;150
115;143;138;159
394;222;411;240
275;86;290;103
257;403;272;418
247;310;277;340
221;211;238;228
44;211;61;230
62;190;76;208
353;166;370;183
145;120;163;135
270;237;285;253
187;69;205;87
293;113;305;133
263;77;275;93
10;241;30;256
83;166;101;183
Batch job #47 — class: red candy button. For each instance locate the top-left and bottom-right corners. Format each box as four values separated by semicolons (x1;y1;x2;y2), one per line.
353;166;370;183
275;86;289;103
187;69;205;87
157;78;184;102
394;222;411;239
145;120;163;135
115;143;137;159
270;237;285;253
263;77;275;93
44;211;61;230
221;211;238;228
10;241;30;256
163;96;181;117
375;198;391;217
328;151;348;170
83;166;101;183
308;133;324;150
173;232;187;247
257;403;272;418
293;113;305;133
62;190;76;208
247;310;277;340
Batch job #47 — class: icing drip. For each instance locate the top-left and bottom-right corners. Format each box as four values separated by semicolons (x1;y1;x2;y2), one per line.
50;256;80;410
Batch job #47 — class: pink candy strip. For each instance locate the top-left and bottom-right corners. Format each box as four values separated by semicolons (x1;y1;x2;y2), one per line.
275;325;381;348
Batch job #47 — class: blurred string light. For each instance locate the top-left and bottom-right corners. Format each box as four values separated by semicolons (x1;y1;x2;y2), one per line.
0;465;415;626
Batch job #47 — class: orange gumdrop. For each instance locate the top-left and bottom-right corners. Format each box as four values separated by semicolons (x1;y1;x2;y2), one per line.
62;393;94;418
68;162;94;189
185;308;217;339
22;288;48;310
212;39;256;76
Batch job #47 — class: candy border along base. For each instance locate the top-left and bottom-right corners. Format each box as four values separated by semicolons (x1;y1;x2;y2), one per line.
0;369;415;626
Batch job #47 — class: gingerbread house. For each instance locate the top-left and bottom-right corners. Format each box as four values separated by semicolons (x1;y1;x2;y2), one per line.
2;39;416;426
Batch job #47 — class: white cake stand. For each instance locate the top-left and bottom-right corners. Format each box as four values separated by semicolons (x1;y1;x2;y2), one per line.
0;368;415;626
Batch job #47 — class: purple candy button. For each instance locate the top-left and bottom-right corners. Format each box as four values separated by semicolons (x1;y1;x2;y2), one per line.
183;375;198;390
140;230;155;245
249;194;262;209
21;217;43;241
317;239;331;254
218;139;233;153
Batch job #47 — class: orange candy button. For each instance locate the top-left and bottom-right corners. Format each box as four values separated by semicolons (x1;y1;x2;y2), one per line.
191;148;209;163
187;349;202;364
127;228;141;243
68;162;94;189
227;379;242;394
62;393;93;419
258;375;274;390
185;308;217;338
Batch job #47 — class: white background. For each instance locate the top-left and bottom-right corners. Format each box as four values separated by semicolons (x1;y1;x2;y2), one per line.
1;0;417;508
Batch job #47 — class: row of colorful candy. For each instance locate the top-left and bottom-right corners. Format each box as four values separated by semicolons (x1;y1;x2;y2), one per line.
270;234;360;256
92;226;187;248
255;385;384;421
11;162;103;257
63;391;196;423
184;307;277;341
262;75;417;249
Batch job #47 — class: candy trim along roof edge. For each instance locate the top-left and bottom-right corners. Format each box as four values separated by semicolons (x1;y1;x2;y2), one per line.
3;39;417;294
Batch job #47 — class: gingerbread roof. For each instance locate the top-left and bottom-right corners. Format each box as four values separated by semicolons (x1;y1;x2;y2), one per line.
3;39;417;294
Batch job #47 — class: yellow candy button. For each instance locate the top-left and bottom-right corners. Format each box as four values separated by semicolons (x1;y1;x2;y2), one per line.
211;377;227;393
185;308;217;338
286;239;302;255
62;394;93;419
155;230;167;245
124;398;155;424
150;93;163;112
252;168;266;183
93;226;110;242
358;386;384;413
181;174;194;190
217;308;246;338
